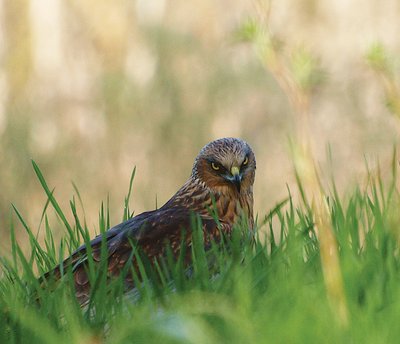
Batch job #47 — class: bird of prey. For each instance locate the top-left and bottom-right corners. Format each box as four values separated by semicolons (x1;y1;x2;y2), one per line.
43;137;256;304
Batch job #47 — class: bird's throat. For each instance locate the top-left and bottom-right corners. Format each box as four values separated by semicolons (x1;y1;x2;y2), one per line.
212;188;254;229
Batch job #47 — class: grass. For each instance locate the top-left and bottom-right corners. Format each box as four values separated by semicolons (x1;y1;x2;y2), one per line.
1;160;400;343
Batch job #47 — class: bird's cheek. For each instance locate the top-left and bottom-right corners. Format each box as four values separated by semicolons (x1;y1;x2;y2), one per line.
241;174;253;188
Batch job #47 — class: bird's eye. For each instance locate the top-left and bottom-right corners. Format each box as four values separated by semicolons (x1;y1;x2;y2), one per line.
242;156;249;166
211;162;220;171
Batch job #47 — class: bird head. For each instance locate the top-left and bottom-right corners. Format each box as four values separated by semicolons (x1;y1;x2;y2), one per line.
191;138;256;194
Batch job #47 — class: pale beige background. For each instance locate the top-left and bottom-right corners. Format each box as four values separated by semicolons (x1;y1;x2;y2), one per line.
0;0;399;249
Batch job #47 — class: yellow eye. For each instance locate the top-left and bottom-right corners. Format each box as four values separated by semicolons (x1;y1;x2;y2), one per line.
242;156;249;166
211;162;220;170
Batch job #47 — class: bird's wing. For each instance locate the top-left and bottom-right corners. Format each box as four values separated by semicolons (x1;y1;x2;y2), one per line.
42;206;230;303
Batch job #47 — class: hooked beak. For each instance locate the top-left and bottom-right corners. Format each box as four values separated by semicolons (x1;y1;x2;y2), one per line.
226;166;242;192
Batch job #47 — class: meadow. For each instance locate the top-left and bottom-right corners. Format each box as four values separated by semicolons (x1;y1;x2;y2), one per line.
1;157;400;343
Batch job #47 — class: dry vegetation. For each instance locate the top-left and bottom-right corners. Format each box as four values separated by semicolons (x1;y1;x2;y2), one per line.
1;0;400;249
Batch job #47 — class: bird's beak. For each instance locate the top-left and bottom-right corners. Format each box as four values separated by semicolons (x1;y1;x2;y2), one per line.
229;166;242;192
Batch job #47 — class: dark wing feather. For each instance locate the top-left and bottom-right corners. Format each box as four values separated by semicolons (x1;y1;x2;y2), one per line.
42;206;230;304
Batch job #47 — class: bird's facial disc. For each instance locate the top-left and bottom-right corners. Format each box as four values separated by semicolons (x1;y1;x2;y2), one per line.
192;138;256;193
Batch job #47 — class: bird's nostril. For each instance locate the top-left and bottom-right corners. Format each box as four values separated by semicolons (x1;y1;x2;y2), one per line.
231;166;240;176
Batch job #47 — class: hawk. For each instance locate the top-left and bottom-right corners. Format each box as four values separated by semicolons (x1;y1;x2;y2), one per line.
42;137;256;304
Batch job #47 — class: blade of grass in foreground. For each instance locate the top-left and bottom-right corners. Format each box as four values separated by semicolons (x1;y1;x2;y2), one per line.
123;167;136;221
31;160;78;248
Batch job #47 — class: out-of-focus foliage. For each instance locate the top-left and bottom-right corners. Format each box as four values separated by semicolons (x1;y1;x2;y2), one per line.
366;42;400;117
1;0;400;249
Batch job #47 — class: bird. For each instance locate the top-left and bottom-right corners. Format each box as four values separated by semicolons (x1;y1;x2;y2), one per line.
42;137;256;304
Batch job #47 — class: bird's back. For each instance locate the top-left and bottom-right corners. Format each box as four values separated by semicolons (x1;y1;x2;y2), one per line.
44;204;224;303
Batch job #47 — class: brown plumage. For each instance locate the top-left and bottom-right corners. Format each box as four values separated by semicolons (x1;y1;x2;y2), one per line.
42;137;256;304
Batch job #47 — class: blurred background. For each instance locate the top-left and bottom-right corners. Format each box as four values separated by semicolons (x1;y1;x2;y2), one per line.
1;0;400;249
